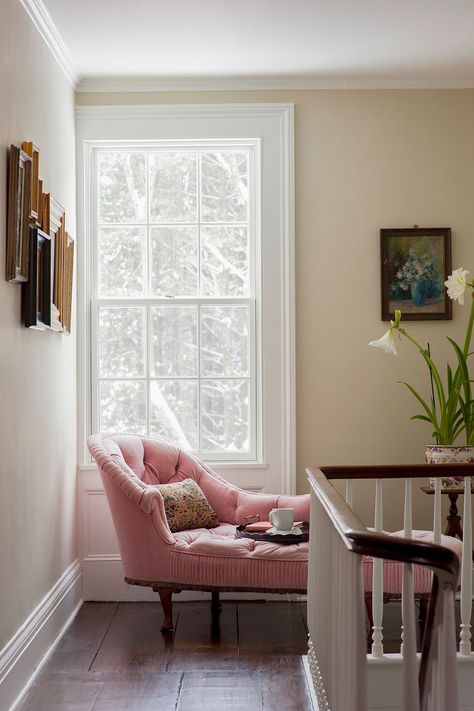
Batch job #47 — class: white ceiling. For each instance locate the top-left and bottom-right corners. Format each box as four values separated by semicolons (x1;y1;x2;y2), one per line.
39;0;474;88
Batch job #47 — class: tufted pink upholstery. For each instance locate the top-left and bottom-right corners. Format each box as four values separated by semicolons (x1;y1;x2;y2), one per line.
87;433;310;596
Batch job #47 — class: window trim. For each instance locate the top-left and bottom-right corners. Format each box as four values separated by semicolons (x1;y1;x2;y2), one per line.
76;103;295;494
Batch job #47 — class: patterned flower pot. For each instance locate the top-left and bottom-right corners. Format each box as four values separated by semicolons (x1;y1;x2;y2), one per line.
410;277;427;307
425;444;474;488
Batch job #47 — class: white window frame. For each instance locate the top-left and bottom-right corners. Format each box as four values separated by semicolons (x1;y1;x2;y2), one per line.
76;104;295;494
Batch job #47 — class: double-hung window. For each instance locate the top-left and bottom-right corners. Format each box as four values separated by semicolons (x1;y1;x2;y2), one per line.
78;103;294;493
92;143;258;461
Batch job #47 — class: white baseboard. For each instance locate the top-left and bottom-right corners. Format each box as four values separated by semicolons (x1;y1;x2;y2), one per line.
0;559;82;711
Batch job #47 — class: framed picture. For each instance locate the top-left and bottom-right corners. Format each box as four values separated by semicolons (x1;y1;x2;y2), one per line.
21;141;40;225
22;227;52;329
6;145;32;283
62;233;74;334
380;227;452;321
49;197;65;331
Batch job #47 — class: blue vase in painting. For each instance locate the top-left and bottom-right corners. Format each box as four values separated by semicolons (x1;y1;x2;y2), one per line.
410;277;427;306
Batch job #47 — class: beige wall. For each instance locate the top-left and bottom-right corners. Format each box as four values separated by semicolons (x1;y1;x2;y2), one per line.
0;0;76;647
2;5;471;649
77;88;474;531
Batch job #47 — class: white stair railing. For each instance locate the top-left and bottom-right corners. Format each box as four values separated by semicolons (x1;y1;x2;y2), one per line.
306;464;463;711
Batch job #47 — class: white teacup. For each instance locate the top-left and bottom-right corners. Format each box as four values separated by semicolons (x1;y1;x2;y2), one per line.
269;508;294;531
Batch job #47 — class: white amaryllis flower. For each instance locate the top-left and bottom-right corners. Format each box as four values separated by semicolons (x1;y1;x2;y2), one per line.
368;328;398;355
445;268;470;305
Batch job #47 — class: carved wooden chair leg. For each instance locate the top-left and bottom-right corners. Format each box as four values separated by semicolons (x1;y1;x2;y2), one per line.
153;586;174;631
211;590;221;611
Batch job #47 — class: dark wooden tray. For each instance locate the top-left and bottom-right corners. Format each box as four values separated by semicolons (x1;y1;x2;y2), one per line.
235;522;309;545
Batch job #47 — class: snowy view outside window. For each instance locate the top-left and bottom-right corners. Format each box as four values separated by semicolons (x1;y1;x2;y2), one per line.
94;147;255;457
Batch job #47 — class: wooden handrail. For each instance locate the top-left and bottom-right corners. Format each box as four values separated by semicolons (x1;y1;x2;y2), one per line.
316;463;474;480
307;466;460;709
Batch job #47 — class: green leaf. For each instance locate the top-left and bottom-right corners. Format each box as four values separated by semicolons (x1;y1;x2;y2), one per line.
400;381;439;431
447;363;453;391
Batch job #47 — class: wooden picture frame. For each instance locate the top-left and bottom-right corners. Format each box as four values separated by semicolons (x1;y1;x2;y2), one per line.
22;227;52;329
62;234;74;334
49;197;65;330
21;141;40;225
6;145;32;283
41;192;51;235
380;227;452;321
51;212;73;333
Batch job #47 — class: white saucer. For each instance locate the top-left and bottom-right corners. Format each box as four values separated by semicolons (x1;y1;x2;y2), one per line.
265;526;303;536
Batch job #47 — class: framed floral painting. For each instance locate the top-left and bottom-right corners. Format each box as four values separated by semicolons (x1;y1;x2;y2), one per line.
380;227;452;321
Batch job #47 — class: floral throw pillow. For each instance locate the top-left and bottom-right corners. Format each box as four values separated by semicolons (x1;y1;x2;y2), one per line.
156;478;219;532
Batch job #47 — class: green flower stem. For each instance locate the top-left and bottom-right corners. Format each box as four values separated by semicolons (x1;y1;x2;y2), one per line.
397;328;423;351
463;290;474;356
398;326;446;410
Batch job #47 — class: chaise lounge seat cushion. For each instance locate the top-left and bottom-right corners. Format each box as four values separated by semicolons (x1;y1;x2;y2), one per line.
171;522;309;591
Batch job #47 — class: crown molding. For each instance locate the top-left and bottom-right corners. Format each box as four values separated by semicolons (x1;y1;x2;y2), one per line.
76;74;474;93
75;102;294;122
19;0;79;87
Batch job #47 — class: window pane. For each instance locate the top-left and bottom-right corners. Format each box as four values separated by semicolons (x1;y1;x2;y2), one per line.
150;380;198;450
98;307;146;378
201;225;248;296
201;306;249;377
201;152;248;223
99;380;147;433
150;226;198;296
150;306;198;377
99;227;146;297
149;152;197;223
98;153;146;224
201;379;249;453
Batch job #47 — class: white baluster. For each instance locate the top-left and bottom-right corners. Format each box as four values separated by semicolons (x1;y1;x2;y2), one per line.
404;478;413;539
372;479;384;657
401;479;413;655
400;475;419;708
346;479;353;507
433;476;442;545
460;476;472;656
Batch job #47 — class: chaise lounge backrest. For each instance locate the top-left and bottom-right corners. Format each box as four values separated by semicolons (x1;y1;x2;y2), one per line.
88;433;310;527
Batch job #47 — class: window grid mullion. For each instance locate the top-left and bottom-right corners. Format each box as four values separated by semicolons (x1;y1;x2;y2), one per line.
98;375;251;381
146;152;151;436
197;151;202;452
97;221;251;228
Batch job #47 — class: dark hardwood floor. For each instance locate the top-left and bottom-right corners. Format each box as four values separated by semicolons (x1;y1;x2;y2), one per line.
17;600;312;710
19;597;470;709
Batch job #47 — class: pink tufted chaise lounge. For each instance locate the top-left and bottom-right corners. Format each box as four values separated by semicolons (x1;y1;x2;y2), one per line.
88;433;310;630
